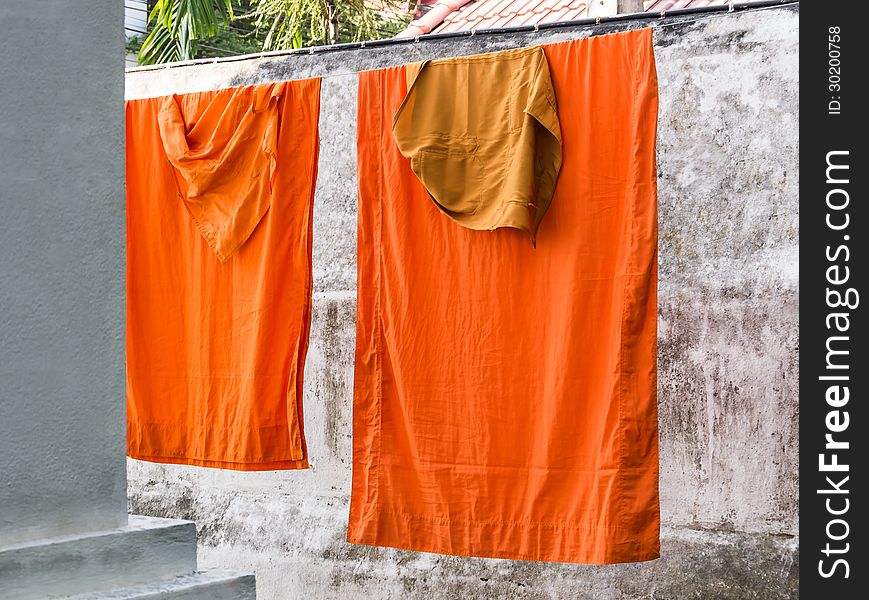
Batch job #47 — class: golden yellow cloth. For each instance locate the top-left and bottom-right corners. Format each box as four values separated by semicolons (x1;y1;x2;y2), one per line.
392;46;562;244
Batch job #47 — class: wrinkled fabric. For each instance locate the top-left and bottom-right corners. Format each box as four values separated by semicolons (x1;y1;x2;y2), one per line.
157;83;284;262
126;79;320;471
349;29;659;563
393;46;562;244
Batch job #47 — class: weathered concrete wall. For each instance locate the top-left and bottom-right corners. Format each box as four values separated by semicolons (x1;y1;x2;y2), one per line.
0;1;127;544
125;5;799;598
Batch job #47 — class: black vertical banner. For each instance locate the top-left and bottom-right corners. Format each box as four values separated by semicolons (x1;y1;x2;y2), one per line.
800;2;867;597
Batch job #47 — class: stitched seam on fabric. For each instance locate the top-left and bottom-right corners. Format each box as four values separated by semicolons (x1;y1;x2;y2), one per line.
648;28;663;530
286;79;319;462
129;422;295;431
404;459;637;472
128;450;302;462
128;374;289;381
377;508;648;533
128;452;305;468
619;29;651;553
275;87;304;461
644;28;662;542
373;71;386;532
345;535;659;564
615;32;643;553
287;92;307;460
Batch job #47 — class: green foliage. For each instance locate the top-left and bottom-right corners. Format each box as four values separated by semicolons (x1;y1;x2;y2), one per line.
126;34;145;55
248;1;409;50
197;27;266;58
138;0;234;65
134;0;412;66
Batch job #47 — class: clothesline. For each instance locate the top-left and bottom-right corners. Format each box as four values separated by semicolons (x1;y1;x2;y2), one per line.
283;3;797;83
282;2;792;83
125;0;797;75
125;27;662;563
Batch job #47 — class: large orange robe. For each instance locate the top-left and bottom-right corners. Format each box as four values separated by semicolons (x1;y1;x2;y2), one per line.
126;79;320;470
350;29;659;563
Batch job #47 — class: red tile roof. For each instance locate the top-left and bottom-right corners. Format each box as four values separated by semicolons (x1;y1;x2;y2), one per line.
400;0;731;37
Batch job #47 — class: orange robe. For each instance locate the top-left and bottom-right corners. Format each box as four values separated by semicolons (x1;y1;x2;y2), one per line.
126;79;320;470
349;29;659;563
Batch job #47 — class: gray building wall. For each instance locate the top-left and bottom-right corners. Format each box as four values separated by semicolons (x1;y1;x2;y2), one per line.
125;5;799;598
0;1;127;545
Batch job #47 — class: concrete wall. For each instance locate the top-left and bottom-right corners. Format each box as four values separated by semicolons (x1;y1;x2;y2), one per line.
0;1;127;545
125;5;799;598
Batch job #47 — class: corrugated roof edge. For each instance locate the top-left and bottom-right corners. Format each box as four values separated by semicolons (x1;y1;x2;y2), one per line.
405;0;733;36
398;0;477;37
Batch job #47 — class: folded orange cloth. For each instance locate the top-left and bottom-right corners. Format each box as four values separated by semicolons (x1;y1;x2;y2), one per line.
392;46;562;244
350;29;659;563
126;79;320;470
157;84;284;262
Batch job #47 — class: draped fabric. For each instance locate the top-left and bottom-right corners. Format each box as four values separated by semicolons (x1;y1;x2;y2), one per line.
156;84;284;262
392;46;562;245
126;79;320;470
350;29;659;563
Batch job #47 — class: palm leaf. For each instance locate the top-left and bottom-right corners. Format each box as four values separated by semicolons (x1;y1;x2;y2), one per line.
138;0;232;65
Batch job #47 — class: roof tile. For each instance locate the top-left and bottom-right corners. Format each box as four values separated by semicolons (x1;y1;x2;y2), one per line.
549;6;573;21
563;7;587;20
421;0;731;34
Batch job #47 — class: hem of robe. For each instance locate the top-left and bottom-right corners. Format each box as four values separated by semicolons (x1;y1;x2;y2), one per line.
127;419;307;471
346;522;660;565
128;452;308;471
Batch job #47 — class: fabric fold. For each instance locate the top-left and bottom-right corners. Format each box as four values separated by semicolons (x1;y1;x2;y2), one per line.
392;46;562;245
157;82;285;262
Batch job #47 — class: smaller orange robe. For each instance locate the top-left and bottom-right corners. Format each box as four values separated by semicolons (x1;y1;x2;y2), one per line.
126;79;320;470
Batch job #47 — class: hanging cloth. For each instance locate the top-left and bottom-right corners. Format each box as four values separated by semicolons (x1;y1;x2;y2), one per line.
392;46;562;245
349;29;659;563
125;79;320;470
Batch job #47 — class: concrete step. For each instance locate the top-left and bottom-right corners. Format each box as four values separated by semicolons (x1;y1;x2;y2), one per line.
64;570;256;600
0;515;197;600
